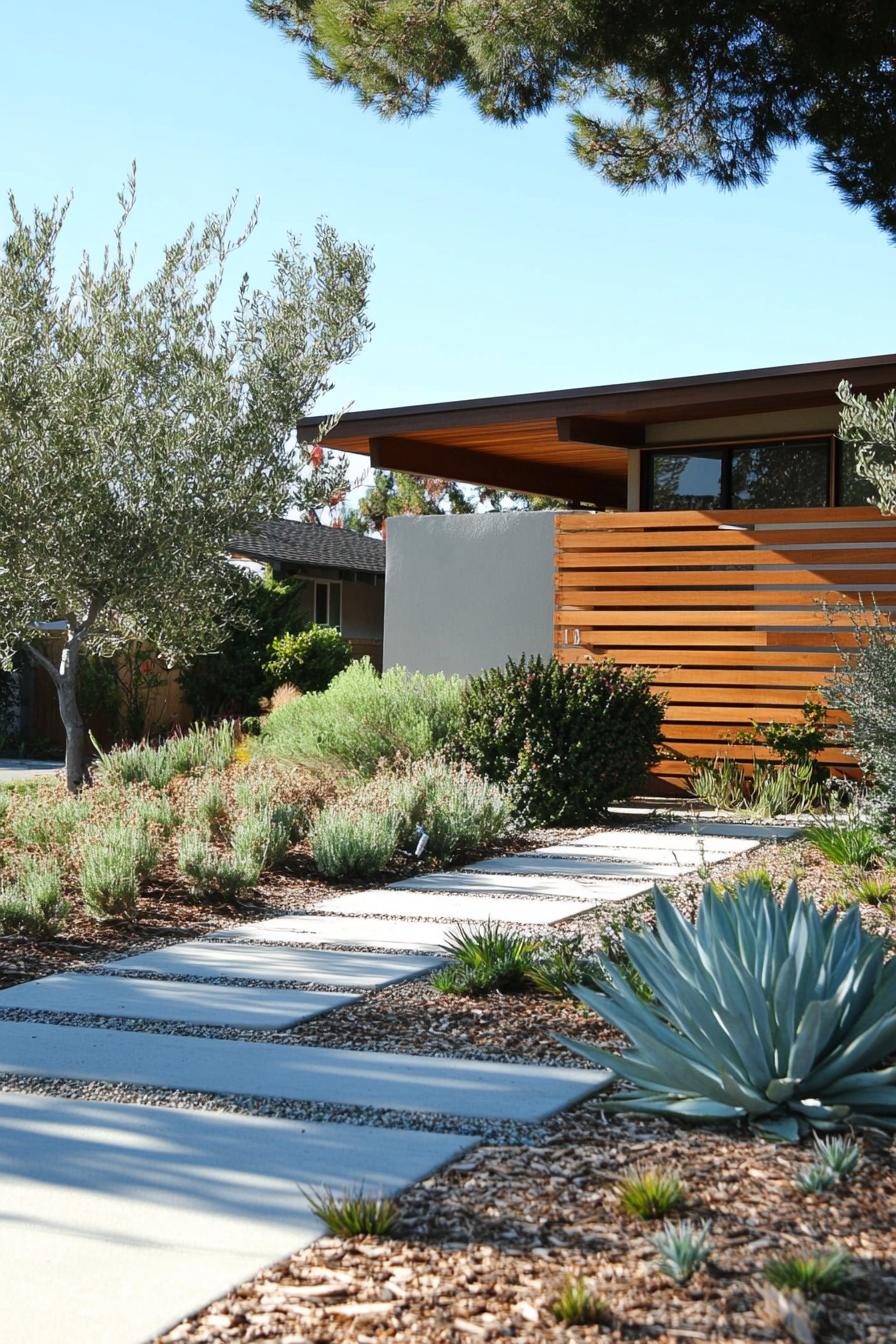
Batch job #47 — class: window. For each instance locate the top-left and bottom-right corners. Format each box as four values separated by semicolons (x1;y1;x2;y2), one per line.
314;580;342;629
644;437;835;510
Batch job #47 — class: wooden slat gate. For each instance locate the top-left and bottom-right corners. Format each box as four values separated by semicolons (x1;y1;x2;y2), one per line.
554;505;896;793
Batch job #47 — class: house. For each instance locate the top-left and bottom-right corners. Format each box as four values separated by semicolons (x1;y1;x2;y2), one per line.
228;518;386;668
301;353;896;792
9;520;385;756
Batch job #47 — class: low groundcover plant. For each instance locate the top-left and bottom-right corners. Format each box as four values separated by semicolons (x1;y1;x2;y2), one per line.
559;876;896;1141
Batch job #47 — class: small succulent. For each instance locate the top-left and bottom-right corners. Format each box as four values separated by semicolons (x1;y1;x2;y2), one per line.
648;1218;712;1283
616;1165;686;1219
796;1136;861;1194
764;1248;853;1298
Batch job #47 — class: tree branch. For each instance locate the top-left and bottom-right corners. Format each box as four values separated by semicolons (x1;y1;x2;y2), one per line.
25;642;61;685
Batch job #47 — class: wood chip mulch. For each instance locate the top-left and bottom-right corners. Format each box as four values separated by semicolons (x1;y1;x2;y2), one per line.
156;1112;896;1343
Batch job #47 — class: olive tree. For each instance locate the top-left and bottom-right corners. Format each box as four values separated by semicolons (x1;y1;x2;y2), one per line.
0;171;372;789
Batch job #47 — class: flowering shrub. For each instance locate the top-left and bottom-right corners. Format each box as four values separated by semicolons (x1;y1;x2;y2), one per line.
456;655;665;825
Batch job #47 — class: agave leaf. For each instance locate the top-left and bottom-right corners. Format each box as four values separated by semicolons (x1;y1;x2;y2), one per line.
716;1069;773;1116
804;1013;896;1094
765;1078;797;1102
752;1114;801;1143
822;1086;896;1110
823;1064;896;1094
599;1093;746;1119
787;998;841;1082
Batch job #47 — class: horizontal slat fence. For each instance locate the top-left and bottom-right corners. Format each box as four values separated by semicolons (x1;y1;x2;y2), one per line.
554;506;896;793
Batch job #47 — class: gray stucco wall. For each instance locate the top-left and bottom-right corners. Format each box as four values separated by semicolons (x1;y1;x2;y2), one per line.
383;511;556;676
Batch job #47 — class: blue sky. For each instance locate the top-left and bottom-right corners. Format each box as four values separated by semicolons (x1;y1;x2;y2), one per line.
3;0;894;422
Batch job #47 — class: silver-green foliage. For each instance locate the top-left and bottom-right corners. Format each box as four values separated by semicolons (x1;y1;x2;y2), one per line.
176;827;262;899
796;1135;861;1194
0;173;372;789
0;859;68;937
78;823;155;920
560;878;896;1141
309;805;401;879
259;659;463;778
95;723;236;791
647;1219;712;1283
358;755;514;862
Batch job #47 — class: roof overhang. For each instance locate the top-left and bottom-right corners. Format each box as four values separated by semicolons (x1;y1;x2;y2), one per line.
300;354;896;506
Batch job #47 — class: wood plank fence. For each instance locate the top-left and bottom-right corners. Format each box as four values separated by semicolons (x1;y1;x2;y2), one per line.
554;505;896;793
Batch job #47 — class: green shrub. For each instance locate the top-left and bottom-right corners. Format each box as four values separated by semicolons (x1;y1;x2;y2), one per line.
356;756;514;863
804;818;884;868
560;877;896;1141
764;1248;852;1297
523;934;604;998
304;1186;399;1238
457;655;664;825
0;860;68;937
827;608;896;825
131;794;180;837
176;827;263;899
193;781;228;836
617;1166;686;1219
258;658;463;777
179;570;307;719
549;1278;609;1326
265;625;353;693
78;825;147;920
648;1219;712;1283
231;803;300;871
309;804;400;879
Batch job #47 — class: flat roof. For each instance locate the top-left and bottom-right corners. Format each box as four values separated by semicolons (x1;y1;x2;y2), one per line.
299;354;896;506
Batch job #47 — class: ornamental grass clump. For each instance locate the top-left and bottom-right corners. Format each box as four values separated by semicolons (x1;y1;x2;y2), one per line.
560;876;896;1141
304;1186;399;1238
549;1277;609;1326
804;818;884;869
0;860;68;938
763;1248;853;1297
432;922;539;995
617;1165;687;1220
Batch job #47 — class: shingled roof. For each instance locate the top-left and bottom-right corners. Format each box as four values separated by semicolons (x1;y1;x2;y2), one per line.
229;518;385;575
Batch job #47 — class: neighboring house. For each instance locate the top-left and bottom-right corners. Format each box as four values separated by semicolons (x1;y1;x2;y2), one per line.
13;519;386;756
229;518;386;668
303;352;896;792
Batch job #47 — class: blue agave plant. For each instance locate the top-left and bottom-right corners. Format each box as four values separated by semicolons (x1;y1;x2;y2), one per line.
560;878;896;1141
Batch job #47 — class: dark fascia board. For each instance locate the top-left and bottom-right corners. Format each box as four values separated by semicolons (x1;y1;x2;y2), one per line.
299;353;896;437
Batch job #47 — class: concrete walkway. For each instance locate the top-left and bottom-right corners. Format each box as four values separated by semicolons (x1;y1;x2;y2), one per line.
0;812;782;1342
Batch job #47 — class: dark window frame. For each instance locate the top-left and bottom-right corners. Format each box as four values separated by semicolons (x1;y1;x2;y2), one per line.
641;434;839;511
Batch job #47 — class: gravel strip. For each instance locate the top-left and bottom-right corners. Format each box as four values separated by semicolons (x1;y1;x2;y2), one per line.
0;1074;593;1144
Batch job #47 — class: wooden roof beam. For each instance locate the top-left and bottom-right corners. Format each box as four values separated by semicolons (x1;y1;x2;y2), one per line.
557;416;644;448
369;435;625;506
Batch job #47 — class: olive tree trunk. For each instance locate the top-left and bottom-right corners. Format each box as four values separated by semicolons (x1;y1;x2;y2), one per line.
27;633;89;792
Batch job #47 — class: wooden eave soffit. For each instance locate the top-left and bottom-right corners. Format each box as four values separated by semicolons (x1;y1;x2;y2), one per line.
368;435;623;506
556;416;644;448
